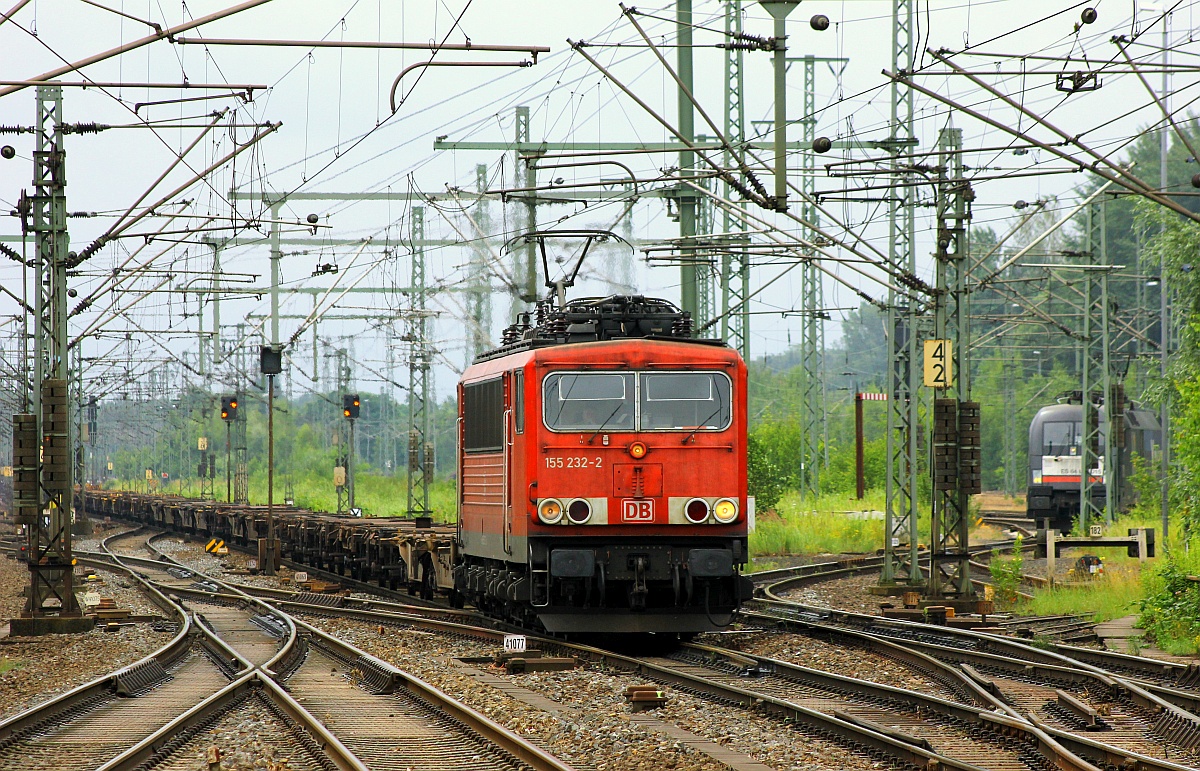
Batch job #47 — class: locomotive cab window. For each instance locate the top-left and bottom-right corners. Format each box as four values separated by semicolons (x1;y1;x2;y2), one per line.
513;369;525;434
1041;421;1079;456
463;377;504;452
544;372;635;431
543;370;731;432
639;372;731;430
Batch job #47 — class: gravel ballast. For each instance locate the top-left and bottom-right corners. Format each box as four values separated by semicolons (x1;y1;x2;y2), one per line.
151;695;325;771
306;615;895;771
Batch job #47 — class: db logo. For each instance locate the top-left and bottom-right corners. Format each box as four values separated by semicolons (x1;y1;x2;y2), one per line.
621;499;654;522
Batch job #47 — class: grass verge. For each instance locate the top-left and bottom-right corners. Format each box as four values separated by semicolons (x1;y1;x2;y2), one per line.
750;489;890;557
1018;563;1145;622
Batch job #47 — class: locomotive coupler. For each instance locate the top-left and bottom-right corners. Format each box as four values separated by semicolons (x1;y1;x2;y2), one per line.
629;555;649;610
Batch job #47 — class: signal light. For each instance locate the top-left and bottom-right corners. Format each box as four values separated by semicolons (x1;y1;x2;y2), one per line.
220;396;238;422
628;441;648;459
685;498;710;524
713;498;739;524
567;499;591;524
342;393;360;420
537;499;564;525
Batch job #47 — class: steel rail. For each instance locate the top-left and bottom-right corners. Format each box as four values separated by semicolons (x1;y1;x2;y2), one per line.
750;594;1200;745
0;527;297;769
239;584;1099;771
85;533;363;771
679;641;1098;771
88;507;1197;768
746;537;1023;585
740;609;1197;771
117;557;1200;768
163;565;1086;771
127;532;577;771
0;559;193;746
100;525;1031;771
754;578;1200;695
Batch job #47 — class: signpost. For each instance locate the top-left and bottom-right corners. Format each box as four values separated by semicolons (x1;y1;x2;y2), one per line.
923;339;952;388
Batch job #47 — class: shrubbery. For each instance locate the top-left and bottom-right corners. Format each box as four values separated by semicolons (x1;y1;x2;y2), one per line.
1139;541;1200;655
988;534;1025;607
747;431;789;514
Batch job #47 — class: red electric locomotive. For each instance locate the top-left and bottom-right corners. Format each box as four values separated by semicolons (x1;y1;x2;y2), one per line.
454;295;754;634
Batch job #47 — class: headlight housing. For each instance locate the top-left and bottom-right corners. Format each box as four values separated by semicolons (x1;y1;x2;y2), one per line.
684;498;710;524
537;498;564;525
713;498;738;523
567;498;592;524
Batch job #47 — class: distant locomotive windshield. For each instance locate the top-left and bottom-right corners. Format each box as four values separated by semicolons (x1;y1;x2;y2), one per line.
1042;421;1080;455
543;371;731;432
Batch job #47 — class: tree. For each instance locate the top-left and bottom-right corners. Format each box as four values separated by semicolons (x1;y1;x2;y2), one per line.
1135;198;1200;535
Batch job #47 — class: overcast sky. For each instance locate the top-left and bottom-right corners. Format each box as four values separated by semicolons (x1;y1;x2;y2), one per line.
0;0;1195;402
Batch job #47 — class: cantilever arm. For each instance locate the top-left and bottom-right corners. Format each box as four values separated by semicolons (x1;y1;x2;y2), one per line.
390;60;532;114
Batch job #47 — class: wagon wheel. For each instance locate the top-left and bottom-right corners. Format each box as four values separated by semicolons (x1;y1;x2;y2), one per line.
420;556;436;601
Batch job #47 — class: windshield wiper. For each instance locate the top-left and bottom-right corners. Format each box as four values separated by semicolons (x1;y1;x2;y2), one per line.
680;405;725;445
586;403;625;444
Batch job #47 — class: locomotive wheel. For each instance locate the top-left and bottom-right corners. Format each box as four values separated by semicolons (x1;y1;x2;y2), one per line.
449;589;466;609
420;558;436;600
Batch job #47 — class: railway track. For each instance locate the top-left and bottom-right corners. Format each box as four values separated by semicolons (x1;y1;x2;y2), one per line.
748;537;1033;588
84;527;1065;770
0;528;573;771
747;575;1200;768
978;515;1038;538
753;567;1200;696
237;572;1200;771
55;517;1200;771
142;532;1200;771
0;531;291;771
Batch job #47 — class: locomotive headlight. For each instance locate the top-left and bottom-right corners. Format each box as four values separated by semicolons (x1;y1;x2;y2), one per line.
713;498;738;523
684;498;710;524
538;498;564;525
567;499;592;524
628;441;648;459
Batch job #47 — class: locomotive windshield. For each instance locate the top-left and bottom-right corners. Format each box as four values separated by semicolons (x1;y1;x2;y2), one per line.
544;373;636;431
640;373;731;430
1042;421;1080;455
543;371;731;432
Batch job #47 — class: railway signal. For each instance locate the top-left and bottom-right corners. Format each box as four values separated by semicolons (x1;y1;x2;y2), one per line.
340;393;360;514
220;396;238;422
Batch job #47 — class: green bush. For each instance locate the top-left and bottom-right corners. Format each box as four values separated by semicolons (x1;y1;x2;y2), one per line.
1139;540;1200;655
747;431;789;513
988;534;1025;607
